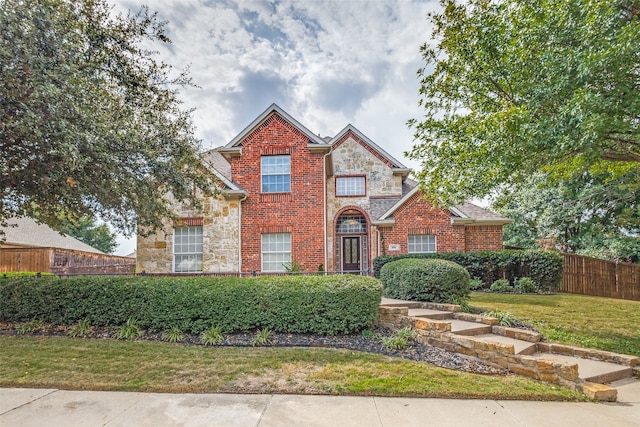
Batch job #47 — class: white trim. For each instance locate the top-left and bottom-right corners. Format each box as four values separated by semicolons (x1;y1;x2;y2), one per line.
329;124;408;169
378;186;419;220
226;104;328;147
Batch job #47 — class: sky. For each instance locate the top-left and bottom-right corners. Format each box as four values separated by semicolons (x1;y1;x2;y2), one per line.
110;0;441;255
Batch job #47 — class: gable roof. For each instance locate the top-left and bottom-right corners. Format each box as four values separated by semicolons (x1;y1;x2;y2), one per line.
0;217;105;254
223;103;329;148
330;124;410;174
376;183;511;225
200;148;246;194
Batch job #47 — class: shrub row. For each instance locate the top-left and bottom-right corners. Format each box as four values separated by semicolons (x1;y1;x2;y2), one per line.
380;258;470;303
0;275;382;335
373;250;563;292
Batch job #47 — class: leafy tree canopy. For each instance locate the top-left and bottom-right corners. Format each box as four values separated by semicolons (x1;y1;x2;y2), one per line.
59;215;118;254
0;0;215;236
493;166;640;263
408;0;640;205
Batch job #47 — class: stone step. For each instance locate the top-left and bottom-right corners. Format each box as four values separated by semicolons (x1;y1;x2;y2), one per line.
449;319;492;336
531;353;634;384
474;334;538;355
407;308;453;320
380;297;423;309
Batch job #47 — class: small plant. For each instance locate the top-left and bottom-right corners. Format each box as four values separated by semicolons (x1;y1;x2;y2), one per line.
469;278;484;291
17;319;45;335
283;260;303;274
117;317;143;340
484;310;518;327
490;279;513;292
67;319;92;338
514;277;538;294
380;327;417;350
200;325;224;346
16;319;45;335
251;328;273;346
452;296;472;313
361;329;375;339
162;326;184;343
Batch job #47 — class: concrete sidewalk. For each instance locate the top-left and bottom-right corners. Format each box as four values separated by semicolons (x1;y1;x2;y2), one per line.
1;381;639;427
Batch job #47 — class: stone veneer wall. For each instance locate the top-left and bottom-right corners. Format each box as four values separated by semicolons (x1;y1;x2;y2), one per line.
136;194;240;273
377;305;638;390
326;133;404;271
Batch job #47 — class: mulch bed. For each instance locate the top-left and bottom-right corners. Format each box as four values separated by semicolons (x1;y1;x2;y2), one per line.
0;322;508;375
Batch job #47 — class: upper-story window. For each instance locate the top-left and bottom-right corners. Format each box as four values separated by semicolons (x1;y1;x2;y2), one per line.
261;155;290;193
336;176;365;196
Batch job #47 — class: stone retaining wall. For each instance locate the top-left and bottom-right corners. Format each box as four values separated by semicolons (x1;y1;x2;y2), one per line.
378;304;639;390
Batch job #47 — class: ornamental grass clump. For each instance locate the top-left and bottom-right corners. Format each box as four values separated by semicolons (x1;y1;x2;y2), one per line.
380;258;470;303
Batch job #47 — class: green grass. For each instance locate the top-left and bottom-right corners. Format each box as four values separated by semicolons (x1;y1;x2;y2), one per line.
471;292;640;356
0;336;583;400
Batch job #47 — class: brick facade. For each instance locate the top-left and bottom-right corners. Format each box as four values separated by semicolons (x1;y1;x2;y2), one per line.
229;113;326;272
464;225;504;252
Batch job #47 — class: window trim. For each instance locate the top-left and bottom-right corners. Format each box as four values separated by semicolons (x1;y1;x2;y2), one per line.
335;175;366;197
261;155;291;193
408;234;437;254
173;225;203;273
261;232;292;272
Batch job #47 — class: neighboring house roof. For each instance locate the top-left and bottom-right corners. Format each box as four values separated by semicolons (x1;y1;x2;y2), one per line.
0;217;105;254
223;103;329;148
125;251;136;258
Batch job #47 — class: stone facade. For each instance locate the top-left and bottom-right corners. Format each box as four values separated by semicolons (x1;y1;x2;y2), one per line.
136;193;241;273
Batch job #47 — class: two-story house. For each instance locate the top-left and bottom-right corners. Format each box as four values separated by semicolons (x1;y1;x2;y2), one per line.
137;104;510;274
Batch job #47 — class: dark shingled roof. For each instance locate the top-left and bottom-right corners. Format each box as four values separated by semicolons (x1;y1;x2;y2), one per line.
451;202;507;221
201;148;232;182
370;197;401;221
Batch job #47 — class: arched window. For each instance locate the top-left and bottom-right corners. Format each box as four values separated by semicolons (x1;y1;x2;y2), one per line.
337;214;366;234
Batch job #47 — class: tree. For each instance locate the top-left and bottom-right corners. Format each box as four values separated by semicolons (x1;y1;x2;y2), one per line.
493;167;640;262
59;215;118;254
408;0;640;205
0;0;215;236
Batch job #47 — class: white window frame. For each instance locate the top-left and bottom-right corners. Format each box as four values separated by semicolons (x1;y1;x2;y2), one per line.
336;176;365;196
408;234;436;254
261;155;291;193
173;226;203;273
261;233;292;272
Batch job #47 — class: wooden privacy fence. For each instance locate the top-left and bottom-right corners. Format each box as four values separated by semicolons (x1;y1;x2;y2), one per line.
0;247;135;275
561;254;640;301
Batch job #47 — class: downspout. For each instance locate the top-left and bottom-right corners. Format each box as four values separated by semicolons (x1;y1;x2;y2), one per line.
323;149;332;273
238;193;247;275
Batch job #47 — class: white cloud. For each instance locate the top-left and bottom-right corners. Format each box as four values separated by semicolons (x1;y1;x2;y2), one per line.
110;0;441;254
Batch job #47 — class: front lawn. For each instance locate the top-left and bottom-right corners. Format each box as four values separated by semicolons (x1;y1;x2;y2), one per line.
471;292;640;357
0;336;582;400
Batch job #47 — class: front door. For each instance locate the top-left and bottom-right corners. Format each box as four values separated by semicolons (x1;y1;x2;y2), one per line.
342;236;361;272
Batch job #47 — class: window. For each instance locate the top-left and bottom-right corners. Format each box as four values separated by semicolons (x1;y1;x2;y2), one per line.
261;155;290;193
262;233;291;272
408;235;436;253
336;176;365;196
174;226;203;272
337;214;366;234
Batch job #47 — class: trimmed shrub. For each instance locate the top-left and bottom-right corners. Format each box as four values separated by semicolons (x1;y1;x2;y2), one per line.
373;250;562;292
0;275;382;335
380;258;470;303
490;279;513;292
514;277;538;293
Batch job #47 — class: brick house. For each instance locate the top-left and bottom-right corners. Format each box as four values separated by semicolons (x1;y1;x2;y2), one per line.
137;104;510;274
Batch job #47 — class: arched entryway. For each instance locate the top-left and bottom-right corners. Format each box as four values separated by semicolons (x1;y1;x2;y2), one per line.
335;209;368;273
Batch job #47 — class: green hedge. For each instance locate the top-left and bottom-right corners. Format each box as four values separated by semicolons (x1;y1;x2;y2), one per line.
380;258;470;303
0;275;382;335
373;250;563;292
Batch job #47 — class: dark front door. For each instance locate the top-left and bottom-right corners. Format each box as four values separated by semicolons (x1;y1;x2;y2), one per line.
342;236;361;272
